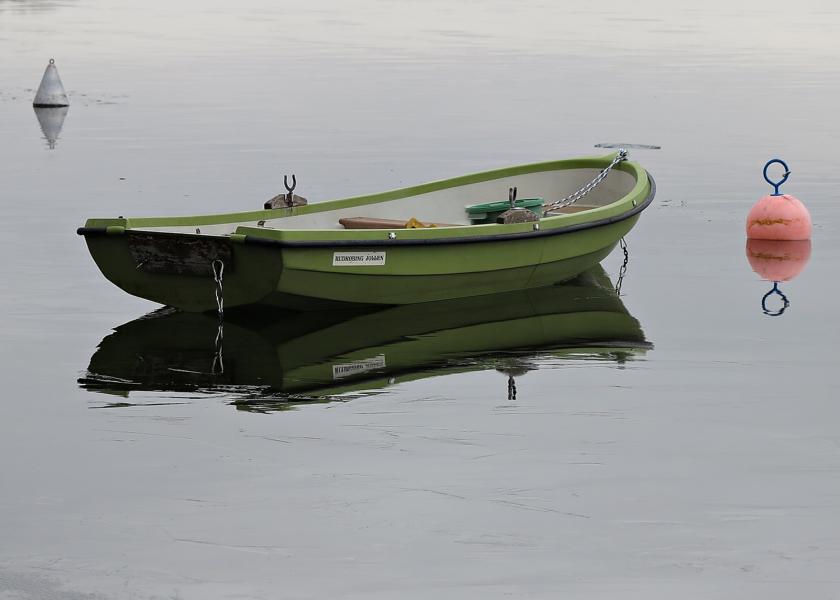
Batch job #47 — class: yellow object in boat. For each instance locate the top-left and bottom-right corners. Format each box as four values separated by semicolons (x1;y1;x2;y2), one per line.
404;217;437;228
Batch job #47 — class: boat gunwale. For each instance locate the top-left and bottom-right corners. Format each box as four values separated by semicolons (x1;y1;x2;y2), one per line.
78;174;655;248
78;153;649;232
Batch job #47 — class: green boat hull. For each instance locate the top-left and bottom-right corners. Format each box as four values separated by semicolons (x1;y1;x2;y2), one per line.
79;155;654;311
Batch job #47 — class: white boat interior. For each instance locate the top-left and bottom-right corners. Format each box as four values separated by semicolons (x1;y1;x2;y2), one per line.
134;167;638;236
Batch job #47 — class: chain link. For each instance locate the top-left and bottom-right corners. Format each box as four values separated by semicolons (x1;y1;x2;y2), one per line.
210;259;225;374
507;375;517;400
543;149;628;214
211;259;225;318
614;237;629;295
211;321;225;374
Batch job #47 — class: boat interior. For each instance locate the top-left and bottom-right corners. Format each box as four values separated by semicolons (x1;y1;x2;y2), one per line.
133;167;639;236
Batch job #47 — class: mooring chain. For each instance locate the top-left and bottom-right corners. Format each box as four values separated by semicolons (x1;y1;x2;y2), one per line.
507;376;517;401
210;258;225;374
211;259;225;318
615;237;629;295
544;148;628;213
212;321;225;375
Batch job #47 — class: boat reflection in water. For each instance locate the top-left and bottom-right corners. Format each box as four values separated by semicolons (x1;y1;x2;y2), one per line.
79;265;650;412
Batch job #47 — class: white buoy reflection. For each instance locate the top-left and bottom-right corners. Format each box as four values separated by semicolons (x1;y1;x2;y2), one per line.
33;106;68;149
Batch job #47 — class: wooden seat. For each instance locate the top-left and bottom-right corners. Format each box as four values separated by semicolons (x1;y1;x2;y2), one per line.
339;217;462;229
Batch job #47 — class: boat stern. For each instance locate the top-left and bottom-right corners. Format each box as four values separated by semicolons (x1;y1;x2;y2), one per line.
78;220;283;312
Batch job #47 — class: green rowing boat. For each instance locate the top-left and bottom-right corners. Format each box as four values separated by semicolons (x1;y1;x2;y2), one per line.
78;266;650;407
77;151;655;311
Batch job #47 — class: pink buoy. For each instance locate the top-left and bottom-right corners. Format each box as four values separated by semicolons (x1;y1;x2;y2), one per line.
745;159;812;241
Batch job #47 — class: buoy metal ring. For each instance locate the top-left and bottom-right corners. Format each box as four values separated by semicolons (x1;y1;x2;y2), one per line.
763;158;790;196
761;281;789;317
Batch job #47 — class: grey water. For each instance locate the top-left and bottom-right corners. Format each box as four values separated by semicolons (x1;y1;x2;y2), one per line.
2;0;839;597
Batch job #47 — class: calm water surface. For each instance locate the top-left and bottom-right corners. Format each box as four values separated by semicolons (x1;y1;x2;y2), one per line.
1;1;839;598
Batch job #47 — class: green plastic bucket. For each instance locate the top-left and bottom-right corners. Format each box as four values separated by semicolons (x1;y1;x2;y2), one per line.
465;198;544;224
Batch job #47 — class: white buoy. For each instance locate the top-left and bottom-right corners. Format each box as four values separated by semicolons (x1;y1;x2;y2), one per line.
33;59;69;107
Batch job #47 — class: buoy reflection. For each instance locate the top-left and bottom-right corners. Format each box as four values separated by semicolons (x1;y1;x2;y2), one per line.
33;106;68;149
745;239;811;317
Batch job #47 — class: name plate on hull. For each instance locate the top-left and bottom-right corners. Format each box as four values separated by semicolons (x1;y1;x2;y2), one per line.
332;355;387;379
332;251;386;267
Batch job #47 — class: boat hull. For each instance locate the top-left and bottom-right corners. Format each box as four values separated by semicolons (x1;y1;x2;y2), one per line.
83;214;638;311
